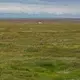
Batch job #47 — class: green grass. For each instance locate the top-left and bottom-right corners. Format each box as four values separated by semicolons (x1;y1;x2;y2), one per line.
0;21;80;80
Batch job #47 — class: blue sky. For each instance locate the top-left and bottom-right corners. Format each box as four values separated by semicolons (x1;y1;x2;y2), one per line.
0;0;80;18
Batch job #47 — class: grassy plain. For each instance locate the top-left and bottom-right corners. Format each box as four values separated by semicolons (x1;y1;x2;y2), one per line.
0;21;80;80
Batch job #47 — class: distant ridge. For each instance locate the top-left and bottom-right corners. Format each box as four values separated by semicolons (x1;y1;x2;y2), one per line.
0;18;80;23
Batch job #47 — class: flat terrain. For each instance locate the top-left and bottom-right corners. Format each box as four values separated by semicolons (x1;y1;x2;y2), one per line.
0;20;80;80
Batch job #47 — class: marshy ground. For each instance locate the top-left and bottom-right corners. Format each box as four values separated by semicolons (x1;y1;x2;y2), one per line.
0;21;80;80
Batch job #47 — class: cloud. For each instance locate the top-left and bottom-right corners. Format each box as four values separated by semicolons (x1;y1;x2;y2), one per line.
0;3;80;15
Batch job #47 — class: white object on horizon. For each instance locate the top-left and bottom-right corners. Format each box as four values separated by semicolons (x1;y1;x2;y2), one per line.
38;22;42;24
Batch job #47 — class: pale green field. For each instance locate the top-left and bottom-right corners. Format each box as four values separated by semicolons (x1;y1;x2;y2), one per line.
0;21;80;80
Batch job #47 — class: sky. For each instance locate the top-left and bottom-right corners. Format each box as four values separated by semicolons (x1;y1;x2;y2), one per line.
0;0;80;18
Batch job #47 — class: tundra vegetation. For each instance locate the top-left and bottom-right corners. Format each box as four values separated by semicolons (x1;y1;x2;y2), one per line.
0;21;80;80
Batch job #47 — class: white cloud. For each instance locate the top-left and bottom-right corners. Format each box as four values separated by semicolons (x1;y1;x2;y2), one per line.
0;3;21;13
0;3;80;15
